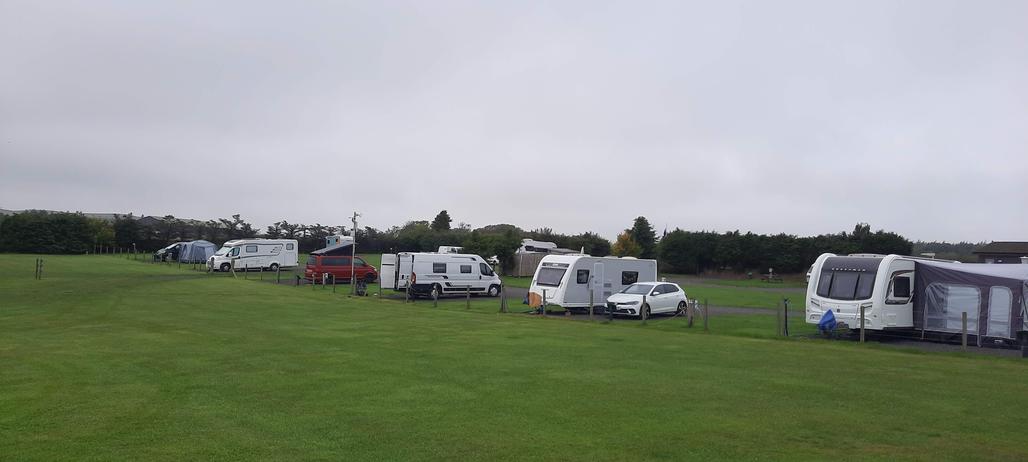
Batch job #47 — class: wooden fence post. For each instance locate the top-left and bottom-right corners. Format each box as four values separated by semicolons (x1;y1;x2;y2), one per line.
961;311;968;351
703;299;709;332
687;300;695;328
641;295;648;323
588;287;594;322
777;301;783;337
860;305;866;343
465;286;471;310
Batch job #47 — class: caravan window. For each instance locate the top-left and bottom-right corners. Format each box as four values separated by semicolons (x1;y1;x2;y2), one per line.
286;243;294;250
577;270;590;284
537;267;567;287
817;270;876;301
460;264;472;274
622;271;639;285
987;286;1012;338
245;245;258;253
886;273;912;304
433;263;446;273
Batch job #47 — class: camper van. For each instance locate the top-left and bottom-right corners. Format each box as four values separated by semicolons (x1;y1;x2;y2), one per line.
208;239;299;272
380;252;502;298
438;246;464;254
807;253;1027;340
527;255;658;311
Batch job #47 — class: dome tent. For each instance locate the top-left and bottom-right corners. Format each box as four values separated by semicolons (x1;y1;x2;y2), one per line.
179;240;217;264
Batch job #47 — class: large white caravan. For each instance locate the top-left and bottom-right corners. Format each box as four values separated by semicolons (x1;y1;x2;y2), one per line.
208;239;299;272
806;253;1027;340
380;252;502;298
806;253;918;330
527;255;658;310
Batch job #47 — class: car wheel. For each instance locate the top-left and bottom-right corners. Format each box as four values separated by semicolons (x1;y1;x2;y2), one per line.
431;284;441;299
269;263;280;272
365;273;377;283
677;301;687;314
641;303;650;319
487;285;500;297
220;263;231;272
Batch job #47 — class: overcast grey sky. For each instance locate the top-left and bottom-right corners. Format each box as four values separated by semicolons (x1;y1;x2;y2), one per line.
2;0;1026;242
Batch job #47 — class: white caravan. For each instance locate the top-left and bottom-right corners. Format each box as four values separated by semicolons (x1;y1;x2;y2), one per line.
528;255;658;311
437;246;464;254
208;239;299;272
380;252;502;298
517;239;557;254
806;253;934;330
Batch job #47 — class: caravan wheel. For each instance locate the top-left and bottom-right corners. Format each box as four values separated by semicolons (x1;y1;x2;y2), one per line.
269;263;280;272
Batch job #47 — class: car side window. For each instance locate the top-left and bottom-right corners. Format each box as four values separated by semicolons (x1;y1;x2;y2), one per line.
230;247;239;257
480;263;494;276
662;284;678;294
354;257;366;266
650;286;662;295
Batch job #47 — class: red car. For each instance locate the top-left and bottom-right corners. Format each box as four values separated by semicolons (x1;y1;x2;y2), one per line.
305;255;378;283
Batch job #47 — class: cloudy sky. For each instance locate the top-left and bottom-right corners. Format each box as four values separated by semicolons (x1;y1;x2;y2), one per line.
1;0;1026;242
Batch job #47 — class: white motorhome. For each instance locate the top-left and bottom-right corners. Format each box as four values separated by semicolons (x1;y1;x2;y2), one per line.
380;252;502;298
437;246;464;254
527;255;658;311
517;239;557;254
208;239;299;272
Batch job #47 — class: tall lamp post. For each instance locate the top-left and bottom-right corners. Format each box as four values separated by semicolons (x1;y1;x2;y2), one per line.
350;211;360;294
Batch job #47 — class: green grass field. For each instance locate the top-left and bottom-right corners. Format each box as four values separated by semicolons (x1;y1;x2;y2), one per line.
2;255;1027;461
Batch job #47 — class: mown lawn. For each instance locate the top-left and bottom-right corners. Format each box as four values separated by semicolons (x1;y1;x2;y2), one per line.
2;255;1027;461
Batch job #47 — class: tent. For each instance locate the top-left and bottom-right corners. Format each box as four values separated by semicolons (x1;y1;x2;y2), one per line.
913;260;1028;342
178;240;217;264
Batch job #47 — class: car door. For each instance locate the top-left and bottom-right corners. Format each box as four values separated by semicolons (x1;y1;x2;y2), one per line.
663;284;684;311
647;285;666;313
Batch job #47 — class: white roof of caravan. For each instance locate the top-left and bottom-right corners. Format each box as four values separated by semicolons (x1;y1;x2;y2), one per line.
539;254;656;264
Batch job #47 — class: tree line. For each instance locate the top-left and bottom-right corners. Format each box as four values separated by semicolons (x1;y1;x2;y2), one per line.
1;209;915;274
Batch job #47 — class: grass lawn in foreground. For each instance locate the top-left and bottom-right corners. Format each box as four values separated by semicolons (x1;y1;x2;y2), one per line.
2;254;1027;461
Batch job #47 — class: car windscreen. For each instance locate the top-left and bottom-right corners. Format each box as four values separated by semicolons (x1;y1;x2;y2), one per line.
306;255;317;265
214;247;231;256
536;267;567;287
621;284;654;295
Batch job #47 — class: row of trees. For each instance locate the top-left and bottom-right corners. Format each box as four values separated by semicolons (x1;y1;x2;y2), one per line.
0;209;914;274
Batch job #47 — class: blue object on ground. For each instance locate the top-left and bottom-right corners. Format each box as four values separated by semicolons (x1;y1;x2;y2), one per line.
818;309;837;332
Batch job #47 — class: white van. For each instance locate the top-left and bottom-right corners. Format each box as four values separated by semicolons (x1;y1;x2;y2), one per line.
209;239;299;272
528;255;658;311
380;252;502;298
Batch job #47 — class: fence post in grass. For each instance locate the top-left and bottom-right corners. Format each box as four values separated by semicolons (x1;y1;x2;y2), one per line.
259;266;263;280
500;283;507;313
541;289;547;316
687;300;695;328
589;286;594;322
783;298;789;337
859;305;866;343
961;311;968;351
466;286;471;310
433;288;438;308
276;265;281;284
703;299;709;332
641;295;648;324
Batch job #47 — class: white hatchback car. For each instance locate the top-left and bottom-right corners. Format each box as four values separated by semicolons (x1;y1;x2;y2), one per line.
606;282;690;318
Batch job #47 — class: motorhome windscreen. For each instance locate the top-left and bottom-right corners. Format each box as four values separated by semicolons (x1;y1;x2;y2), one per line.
536;267;567;287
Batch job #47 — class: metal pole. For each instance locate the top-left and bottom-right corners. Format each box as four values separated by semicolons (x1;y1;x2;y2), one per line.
350;212;359;295
859;305;866;343
961;311;968;351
